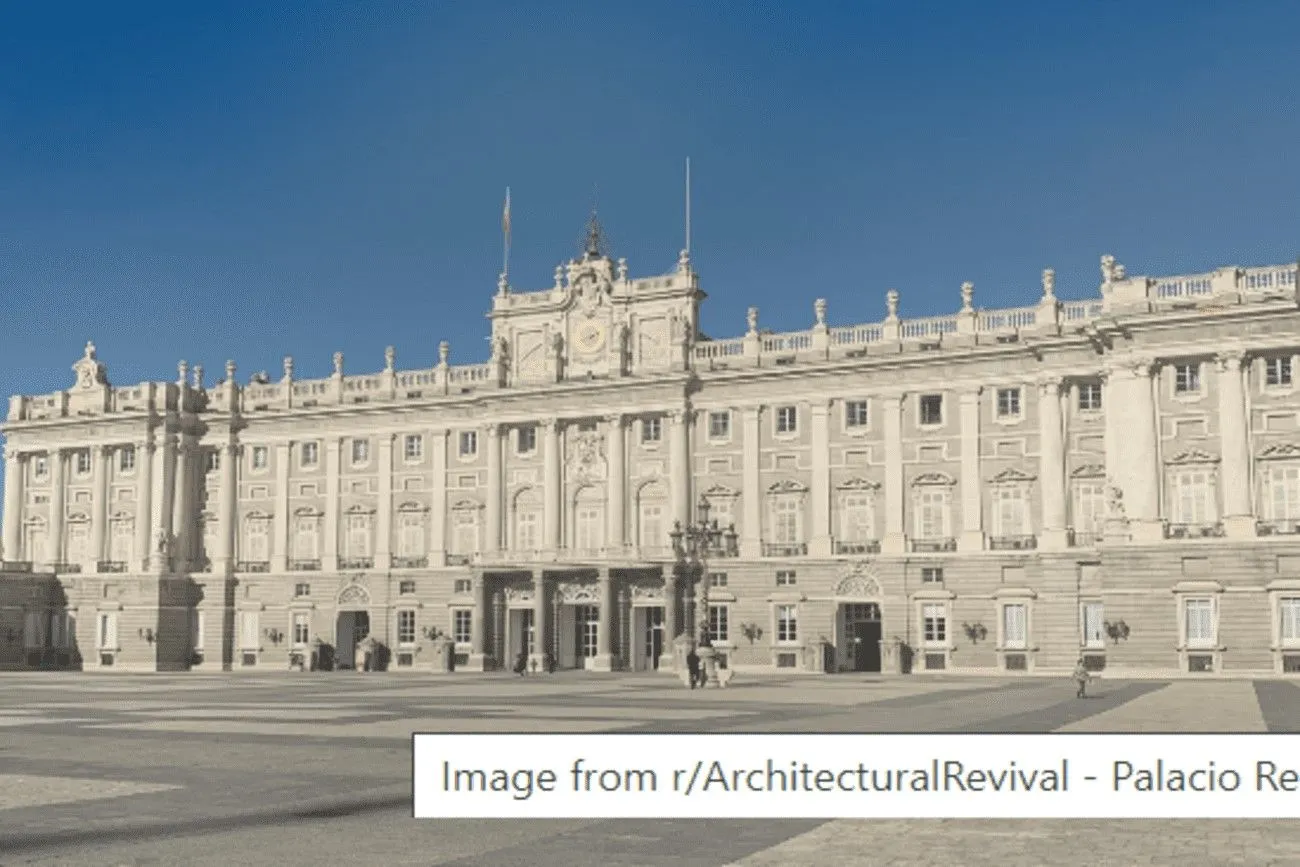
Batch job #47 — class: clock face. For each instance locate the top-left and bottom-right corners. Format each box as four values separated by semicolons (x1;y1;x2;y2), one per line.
576;320;607;353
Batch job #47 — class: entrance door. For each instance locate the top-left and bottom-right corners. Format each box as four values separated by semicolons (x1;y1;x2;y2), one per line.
643;606;664;670
336;611;371;670
844;603;882;673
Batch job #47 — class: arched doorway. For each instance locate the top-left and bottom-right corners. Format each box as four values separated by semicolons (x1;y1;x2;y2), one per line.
335;583;371;670
834;569;884;673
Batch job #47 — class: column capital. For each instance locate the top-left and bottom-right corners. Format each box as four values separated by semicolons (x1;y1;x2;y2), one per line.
879;391;905;406
1215;350;1246;373
485;422;502;438
136;439;156;453
1109;355;1155;379
605;413;624;427
1035;374;1064;396
2;446;20;463
668;408;692;424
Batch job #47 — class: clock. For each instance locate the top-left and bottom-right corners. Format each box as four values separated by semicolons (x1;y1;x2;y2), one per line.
576;320;607;353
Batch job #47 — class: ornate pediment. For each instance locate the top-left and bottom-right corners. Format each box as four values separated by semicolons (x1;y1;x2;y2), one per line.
767;479;808;495
989;467;1036;485
503;587;534;603
557;581;598;603
702;484;739;498
337;575;370;607
1071;463;1106;478
396;501;427;512
1258;443;1300;461
631;585;664;602
836;477;880;492
450;498;482;511
1166;448;1219;465
834;562;883;599
911;471;956;487
567;429;606;484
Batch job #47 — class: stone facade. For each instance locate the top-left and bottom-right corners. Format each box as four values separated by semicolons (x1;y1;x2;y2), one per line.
3;226;1300;676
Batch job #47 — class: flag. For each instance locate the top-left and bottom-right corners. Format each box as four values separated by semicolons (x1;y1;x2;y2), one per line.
502;187;511;238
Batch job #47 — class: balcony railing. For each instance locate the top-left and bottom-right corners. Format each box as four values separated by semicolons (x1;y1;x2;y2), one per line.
910;537;956;553
338;557;373;570
236;561;271;573
51;562;82;574
289;559;322;572
1;561;33;572
96;561;127;574
988;535;1038;551
392;555;428;569
1069;530;1102;548
445;554;472;566
834;540;881;555
1165;522;1225;539
762;542;808;557
1258;520;1300;537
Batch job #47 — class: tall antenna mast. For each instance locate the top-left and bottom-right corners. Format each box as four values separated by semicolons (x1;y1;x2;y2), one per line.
685;157;692;255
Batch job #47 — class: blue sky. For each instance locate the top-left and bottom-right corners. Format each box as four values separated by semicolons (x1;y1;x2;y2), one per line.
1;0;1298;400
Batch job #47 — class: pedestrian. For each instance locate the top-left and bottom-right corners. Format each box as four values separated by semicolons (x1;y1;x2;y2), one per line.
686;648;701;690
1072;657;1092;698
513;652;528;676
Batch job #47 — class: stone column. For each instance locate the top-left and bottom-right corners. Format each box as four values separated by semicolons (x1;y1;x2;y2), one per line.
430;429;448;561
592;569;614;671
1037;377;1069;550
531;571;548;668
469;572;490;670
606;414;625;551
91;445;110;568
1217;351;1255;537
47;449;65;567
669;410;691;529
214;440;238;574
542;419;561;552
661;570;678;667
1110;358;1162;541
322;438;341;570
882;394;905;554
171;440;191;570
150;436;175;573
958;389;984;552
375;434;394;568
809;400;832;556
741;407;762;558
485;424;503;553
133;441;153;571
1;448;22;562
271;442;290;572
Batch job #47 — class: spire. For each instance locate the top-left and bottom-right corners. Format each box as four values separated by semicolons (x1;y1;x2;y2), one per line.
583;210;604;259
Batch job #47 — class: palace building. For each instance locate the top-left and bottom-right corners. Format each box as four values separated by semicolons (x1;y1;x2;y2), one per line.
1;219;1299;677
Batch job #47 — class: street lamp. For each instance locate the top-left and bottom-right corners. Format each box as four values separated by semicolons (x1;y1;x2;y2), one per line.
669;495;739;687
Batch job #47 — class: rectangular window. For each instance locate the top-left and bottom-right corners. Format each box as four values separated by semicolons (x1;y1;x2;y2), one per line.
1267;356;1294;387
1280;598;1300;646
1269;466;1300;521
575;506;602;550
844;400;869;428
639;503;664;549
351;438;369;464
458;431;478;457
839;494;873;542
921;604;947;645
1183;598;1215;648
292;613;309;647
76;450;92;475
517;426;537;454
453;578;472;594
708;571;728;588
772;498;801;543
1077;382;1102;411
775;605;798;643
992;488;1027;536
300;442;319;467
452;609;473;645
708;411;731;439
641;417;662;443
921;566;944;584
708;605;729;644
1174;363;1201;394
775;570;797;587
239;611;259;651
1074;483;1106;535
918;394;944;426
404;435;424;461
916;489;948;538
33;455;49;479
775;406;798;434
1002;603;1028;649
119;447;136;473
576;605;599;658
294;582;310;598
996;388;1021;419
1172;470;1216;525
399;579;416;595
515;511;539;551
207;450;221;473
252;446;269;469
397;610;416;645
1081;601;1105;649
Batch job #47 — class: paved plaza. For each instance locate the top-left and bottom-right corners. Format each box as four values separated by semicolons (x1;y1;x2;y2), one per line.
2;672;1300;865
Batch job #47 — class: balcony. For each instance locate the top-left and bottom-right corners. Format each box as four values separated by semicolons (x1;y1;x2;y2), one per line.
289;559;322;572
445;554;472;566
236;561;271;573
1165;523;1225;540
1;561;32;572
96;561;127;574
910;537;956;553
834;539;881;555
392;555;428;569
51;562;82;574
1068;530;1101;548
338;557;374;570
762;542;808;558
988;535;1037;551
1258;520;1300;537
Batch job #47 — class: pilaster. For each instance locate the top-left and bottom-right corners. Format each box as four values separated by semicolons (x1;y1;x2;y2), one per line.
809;400;832;556
531;571;548;669
590;569;615;671
150;435;175;573
90;444;110;568
606;414;626;550
133;441;153;571
430;429;448;560
669;409;691;529
542;419;561;552
484;424;503;554
322;438;341;571
214;440;237;575
171;439;191;570
468;572;490;671
1217;351;1256;538
661;571;679;667
882;394;906;554
375;434;394;569
1037;377;1069;551
958;389;984;552
741;407;762;558
271;442;290;572
1111;357;1163;541
1;448;22;561
47;449;65;567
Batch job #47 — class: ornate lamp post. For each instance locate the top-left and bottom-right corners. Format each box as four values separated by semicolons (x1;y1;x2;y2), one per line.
669;495;739;687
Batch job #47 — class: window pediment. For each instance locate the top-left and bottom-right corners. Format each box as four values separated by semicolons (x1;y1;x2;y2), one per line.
766;479;808;495
1166;448;1219;465
910;471;955;487
702;483;739;498
1258;443;1300;461
396;501;426;513
293;506;323;517
1071;463;1106;478
836;477;880;492
988;467;1036;485
451;498;482;511
344;504;375;515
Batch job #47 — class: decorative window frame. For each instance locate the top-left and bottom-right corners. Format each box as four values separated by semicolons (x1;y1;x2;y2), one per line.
1076;380;1103;414
836;477;879;543
1260;354;1298;396
987;468;1035;538
394;608;418;648
250;445;270;474
1268;579;1300;673
290;506;324;560
32;454;49;481
241;510;272;563
635;481;669;550
74;449;92;477
342;504;375;558
403;434;425;464
456;430;479;461
640;416;663;446
1169;360;1206;402
766;480;808;545
1173;580;1223;672
914;587;955;670
570;484;605;552
299;441;321;469
510;487;542;552
842;399;870;434
449;606;474;648
349;437;371;468
1164;449;1221;526
1257;444;1300;522
916;393;946;430
516;425;538;455
993;387;1024;425
701;483;740;534
910;472;955;540
773;405;799;439
117;446;137;476
994;586;1036;671
1080;599;1106;650
771;602;800;646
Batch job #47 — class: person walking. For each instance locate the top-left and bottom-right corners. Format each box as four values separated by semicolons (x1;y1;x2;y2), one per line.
686;647;701;690
1072;657;1092;698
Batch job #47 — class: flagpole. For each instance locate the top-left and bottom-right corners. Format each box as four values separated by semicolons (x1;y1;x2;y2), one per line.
502;186;511;278
685;158;691;255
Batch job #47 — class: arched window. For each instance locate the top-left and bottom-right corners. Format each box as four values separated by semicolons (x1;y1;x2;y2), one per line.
512;488;540;552
573;486;604;552
636;482;667;551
